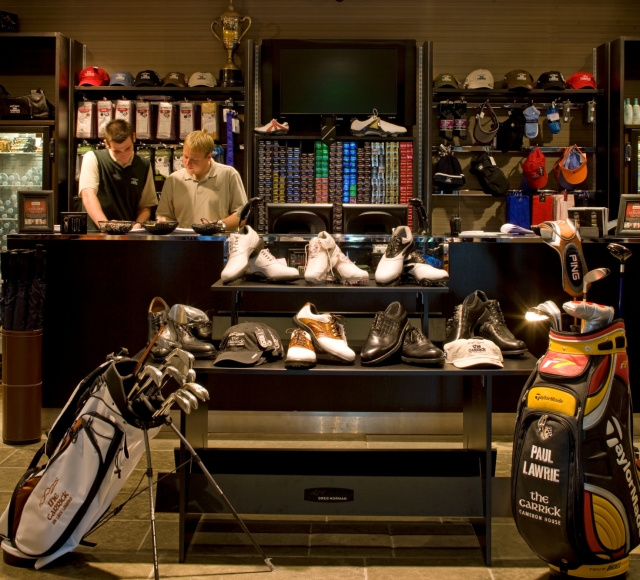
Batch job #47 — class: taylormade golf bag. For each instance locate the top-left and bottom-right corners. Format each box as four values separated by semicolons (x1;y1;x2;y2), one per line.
0;356;163;569
512;320;640;578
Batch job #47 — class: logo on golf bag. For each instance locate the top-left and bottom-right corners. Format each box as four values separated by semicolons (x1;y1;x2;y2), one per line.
564;244;584;294
39;477;60;508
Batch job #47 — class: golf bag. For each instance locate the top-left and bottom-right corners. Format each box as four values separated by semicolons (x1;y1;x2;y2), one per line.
512;319;640;578
0;356;163;569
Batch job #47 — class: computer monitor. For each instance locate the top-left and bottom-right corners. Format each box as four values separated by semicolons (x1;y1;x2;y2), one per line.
343;204;408;235
267;203;333;234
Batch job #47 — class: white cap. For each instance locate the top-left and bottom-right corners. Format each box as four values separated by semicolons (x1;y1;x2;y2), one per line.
188;71;217;87
444;338;503;368
464;69;494;89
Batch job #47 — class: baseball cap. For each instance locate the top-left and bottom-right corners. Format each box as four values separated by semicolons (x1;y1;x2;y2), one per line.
546;105;561;134
78;66;110;87
470;152;509;196
522;147;548;190
163;72;189;87
109;71;134;86
134;70;162;87
444;338;503;369
523;105;540;138
503;69;534;91
213;322;283;367
434;73;459;89
188;72;217;87
566;72;597;89
464;69;494;89
556;146;587;188
537;71;566;90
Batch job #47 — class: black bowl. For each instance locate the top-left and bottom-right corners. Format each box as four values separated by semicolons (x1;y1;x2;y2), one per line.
192;222;224;235
141;221;179;235
98;220;134;234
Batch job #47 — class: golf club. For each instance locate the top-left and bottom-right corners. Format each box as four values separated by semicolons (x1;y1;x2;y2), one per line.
607;243;632;317
128;366;162;400
526;306;557;331
178;388;199;410
183;382;210;401
583;267;610;302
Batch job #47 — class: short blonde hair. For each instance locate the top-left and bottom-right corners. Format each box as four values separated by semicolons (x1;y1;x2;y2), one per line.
184;130;214;155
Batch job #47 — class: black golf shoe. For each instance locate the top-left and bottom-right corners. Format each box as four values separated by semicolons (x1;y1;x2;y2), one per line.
401;326;444;365
478;300;527;356
444;290;491;345
361;301;409;366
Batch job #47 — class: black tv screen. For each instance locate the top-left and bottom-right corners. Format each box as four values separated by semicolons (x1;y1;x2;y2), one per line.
279;48;398;115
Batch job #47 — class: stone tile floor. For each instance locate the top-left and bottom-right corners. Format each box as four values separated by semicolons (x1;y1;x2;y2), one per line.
0;396;639;579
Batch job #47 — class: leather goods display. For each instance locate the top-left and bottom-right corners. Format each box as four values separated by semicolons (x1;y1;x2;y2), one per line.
512;319;640;578
0;89;53;120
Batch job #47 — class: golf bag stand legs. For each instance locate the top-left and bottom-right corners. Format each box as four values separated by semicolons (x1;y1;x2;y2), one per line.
143;427;160;580
165;417;276;572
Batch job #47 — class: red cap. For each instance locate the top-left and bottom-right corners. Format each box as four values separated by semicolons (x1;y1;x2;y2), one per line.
566;71;597;89
78;66;110;87
522;147;548;190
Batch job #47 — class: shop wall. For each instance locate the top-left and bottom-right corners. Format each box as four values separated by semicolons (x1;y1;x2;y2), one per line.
3;0;640;83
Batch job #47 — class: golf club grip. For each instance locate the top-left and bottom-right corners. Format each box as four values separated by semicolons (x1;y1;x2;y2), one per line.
134;323;166;376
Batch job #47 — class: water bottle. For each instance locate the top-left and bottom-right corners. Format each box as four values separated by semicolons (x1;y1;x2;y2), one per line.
624;98;633;125
633;98;640;125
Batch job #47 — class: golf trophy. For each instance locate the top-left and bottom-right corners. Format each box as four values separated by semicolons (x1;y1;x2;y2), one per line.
211;1;252;87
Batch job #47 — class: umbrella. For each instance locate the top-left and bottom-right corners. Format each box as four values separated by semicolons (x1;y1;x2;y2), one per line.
26;246;46;331
3;251;18;331
12;250;32;331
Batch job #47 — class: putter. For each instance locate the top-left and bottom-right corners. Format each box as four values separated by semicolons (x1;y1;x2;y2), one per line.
183;382;210;401
582;268;610;303
607;243;632;317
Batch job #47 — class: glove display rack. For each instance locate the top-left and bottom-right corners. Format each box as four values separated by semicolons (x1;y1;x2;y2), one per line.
154;278;537;566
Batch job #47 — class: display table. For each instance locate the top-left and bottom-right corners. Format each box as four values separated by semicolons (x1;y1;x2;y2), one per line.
166;353;538;567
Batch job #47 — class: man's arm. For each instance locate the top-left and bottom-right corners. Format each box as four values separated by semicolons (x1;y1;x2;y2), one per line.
135;206;151;225
225;171;249;231
155;176;175;222
81;188;108;226
223;214;241;230
136;166;159;226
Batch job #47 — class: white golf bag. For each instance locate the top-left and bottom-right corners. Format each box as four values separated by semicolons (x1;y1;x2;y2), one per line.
0;356;162;569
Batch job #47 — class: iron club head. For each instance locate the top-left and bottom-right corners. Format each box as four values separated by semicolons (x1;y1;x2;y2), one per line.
177;388;198;410
183;382;210;402
173;391;192;414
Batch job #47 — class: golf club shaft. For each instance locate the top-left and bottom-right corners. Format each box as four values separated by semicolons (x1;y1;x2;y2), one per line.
619;268;625;318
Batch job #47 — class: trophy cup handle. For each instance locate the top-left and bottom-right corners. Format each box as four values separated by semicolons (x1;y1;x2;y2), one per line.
210;19;222;43
238;15;252;41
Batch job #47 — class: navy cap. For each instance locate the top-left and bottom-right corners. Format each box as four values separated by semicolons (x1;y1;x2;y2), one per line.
134;70;162;87
109;71;134;86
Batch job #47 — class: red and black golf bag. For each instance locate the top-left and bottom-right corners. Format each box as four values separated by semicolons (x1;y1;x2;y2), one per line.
512;320;640;578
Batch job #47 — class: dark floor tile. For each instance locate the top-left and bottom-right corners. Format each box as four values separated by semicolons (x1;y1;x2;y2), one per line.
197;520;313;534
389;522;474;535
310;546;393;558
311;522;390;535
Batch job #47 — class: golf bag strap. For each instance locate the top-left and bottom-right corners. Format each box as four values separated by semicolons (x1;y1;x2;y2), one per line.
549;326;626;356
79;539;97;548
27;444;46;470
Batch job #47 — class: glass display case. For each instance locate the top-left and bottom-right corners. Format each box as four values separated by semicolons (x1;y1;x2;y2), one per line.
0;127;51;249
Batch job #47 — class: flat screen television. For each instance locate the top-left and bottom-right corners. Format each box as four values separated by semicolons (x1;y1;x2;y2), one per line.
267;203;333;234
261;39;416;134
343;204;408;235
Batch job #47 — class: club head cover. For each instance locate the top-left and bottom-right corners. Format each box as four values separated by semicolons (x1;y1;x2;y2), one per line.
538;220;587;298
562;301;614;333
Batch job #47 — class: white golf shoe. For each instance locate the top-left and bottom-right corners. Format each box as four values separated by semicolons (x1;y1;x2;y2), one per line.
254;119;289;135
285;328;316;369
293;302;355;362
221;225;261;284
247;247;300;282
403;252;449;286
350;109;407;137
305;232;368;285
375;226;415;285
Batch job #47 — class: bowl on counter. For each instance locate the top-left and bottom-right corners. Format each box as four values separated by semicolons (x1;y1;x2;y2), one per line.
98;220;135;234
191;219;224;235
141;220;179;235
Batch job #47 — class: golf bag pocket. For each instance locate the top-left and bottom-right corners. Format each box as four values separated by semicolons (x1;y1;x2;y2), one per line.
11;412;123;558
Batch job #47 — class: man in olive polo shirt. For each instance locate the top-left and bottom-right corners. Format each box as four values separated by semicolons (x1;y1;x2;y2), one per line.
156;130;247;230
79;119;158;231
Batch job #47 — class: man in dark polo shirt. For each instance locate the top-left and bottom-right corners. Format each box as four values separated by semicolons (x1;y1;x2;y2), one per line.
79;119;158;231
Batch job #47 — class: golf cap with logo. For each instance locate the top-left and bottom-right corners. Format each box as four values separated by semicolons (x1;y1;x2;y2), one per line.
523;105;541;138
163;72;189;87
188;71;217;87
134;70;162;87
503;69;534;91
566;71;597;89
556;146;587;189
464;69;494;89
109;71;134;86
444;338;503;369
522;147;548;190
537;71;566;90
79;66;110;86
213;322;283;367
434;73;460;89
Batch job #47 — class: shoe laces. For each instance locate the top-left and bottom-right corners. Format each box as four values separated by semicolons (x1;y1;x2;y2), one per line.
446;304;461;328
287;328;310;348
150;312;165;333
259;248;276;262
408;327;428;345
329;314;347;342
227;234;239;255
486;301;506;325
371;311;403;335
